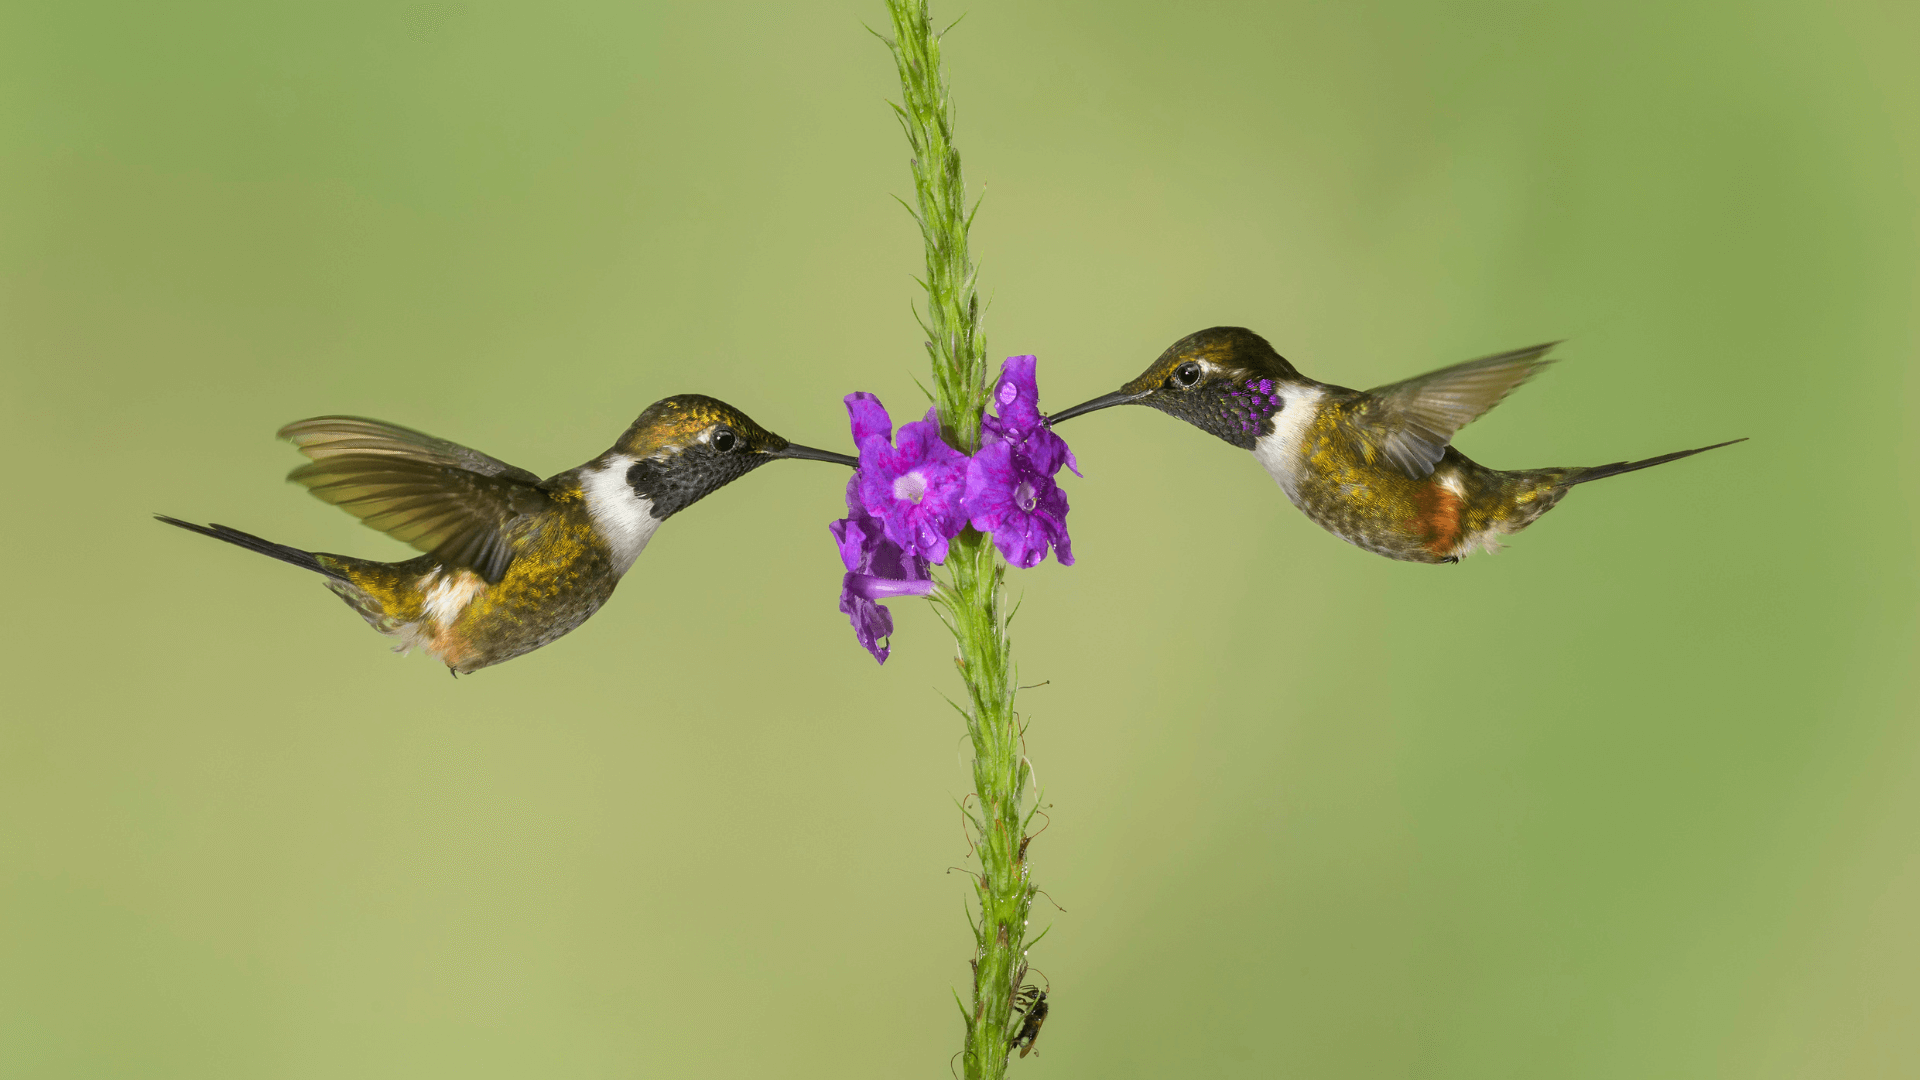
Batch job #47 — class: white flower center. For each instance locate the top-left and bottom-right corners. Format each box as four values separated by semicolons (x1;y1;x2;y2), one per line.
894;470;928;504
1014;480;1037;513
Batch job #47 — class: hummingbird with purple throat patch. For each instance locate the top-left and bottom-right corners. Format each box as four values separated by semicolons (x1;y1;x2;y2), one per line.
1048;327;1743;564
159;395;857;674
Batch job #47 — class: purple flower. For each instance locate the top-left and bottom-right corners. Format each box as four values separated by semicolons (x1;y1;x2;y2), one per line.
982;355;1079;478
846;392;970;565
828;359;1079;660
964;441;1073;568
962;355;1078;567
829;478;935;664
987;354;1046;434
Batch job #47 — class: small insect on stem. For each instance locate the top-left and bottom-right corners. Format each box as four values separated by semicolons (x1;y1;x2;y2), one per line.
1009;962;1047;997
1009;978;1050;1058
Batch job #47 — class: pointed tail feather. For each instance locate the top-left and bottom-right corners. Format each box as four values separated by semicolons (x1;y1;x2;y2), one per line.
1567;438;1747;486
154;515;349;581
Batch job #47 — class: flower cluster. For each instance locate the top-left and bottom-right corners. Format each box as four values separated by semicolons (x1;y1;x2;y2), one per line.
829;356;1078;662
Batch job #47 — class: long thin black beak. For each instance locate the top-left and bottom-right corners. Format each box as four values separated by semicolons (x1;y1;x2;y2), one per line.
769;442;860;467
1047;389;1146;425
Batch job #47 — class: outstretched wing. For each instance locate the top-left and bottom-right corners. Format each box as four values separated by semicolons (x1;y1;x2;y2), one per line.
1352;342;1558;478
279;416;553;583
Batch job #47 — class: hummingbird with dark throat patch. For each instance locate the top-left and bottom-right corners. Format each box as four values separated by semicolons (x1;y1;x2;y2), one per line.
159;395;858;674
1049;327;1743;564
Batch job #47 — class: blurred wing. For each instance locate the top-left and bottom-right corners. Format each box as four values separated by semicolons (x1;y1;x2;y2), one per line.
280;416;543;482
279;416;553;583
1355;342;1558;478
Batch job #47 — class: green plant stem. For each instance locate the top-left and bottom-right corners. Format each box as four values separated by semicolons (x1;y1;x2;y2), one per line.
881;3;1036;1077
946;527;1032;1080
883;0;987;453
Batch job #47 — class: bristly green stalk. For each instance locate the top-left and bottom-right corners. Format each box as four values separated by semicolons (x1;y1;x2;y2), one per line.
882;0;988;455
880;3;1039;1077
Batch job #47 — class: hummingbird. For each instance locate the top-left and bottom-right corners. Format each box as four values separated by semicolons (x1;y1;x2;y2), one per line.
158;395;858;674
1048;327;1743;564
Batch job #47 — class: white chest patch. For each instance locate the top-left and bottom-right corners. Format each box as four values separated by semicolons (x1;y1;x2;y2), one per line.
1252;384;1327;501
582;455;661;577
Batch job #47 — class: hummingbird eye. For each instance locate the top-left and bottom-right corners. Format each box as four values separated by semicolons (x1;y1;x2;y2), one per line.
1171;361;1203;389
709;427;739;453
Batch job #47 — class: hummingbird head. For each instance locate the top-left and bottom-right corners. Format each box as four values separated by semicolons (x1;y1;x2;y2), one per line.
610;394;857;517
1048;326;1307;449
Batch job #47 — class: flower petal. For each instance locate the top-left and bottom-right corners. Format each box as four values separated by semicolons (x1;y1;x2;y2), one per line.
992;355;1043;435
857;409;970;563
846;573;938;600
962;439;1072;568
845;392;893;446
838;575;894;664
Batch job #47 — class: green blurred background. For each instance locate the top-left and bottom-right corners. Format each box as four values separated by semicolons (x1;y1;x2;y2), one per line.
4;0;1916;1076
